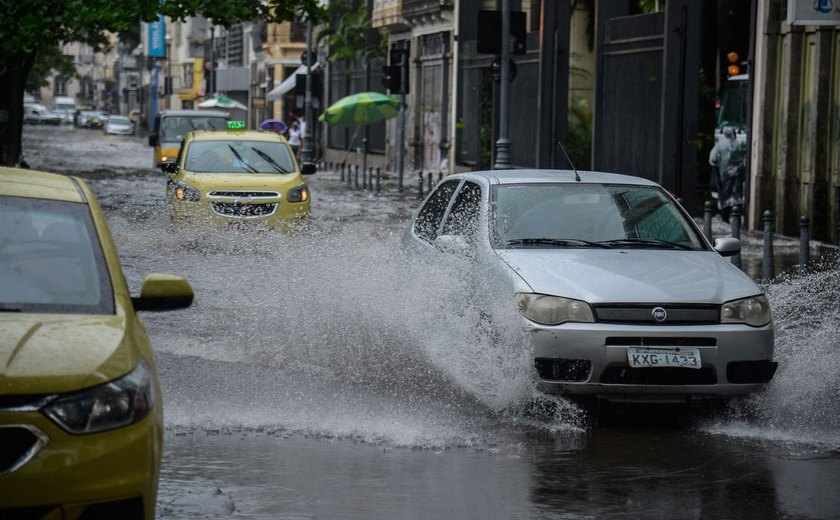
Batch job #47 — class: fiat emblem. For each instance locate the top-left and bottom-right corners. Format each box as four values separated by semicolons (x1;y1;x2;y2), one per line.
651;307;667;322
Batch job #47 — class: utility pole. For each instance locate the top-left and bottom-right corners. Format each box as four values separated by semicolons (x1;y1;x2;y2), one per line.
300;19;315;164
494;0;511;169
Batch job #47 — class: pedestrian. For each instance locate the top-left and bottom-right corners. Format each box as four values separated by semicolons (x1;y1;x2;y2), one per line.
288;121;301;158
708;127;745;223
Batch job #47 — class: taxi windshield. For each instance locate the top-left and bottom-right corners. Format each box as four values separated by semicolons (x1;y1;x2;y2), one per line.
185;140;296;174
160;116;228;143
0;196;114;314
492;183;704;250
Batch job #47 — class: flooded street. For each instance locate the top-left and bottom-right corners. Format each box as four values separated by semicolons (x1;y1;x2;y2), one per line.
22;125;840;519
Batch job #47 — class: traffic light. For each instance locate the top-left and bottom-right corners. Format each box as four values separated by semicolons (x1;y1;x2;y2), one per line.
381;65;402;93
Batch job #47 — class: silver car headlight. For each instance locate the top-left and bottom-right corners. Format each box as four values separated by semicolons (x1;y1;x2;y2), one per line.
721;294;772;327
516;293;594;325
44;360;156;434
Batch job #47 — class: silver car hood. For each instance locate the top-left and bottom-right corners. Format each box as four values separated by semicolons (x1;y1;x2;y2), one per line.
496;249;761;304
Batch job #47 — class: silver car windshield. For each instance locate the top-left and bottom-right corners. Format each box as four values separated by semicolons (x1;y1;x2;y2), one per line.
160;116;227;143
0;196;114;314
185;140;295;174
492;183;705;250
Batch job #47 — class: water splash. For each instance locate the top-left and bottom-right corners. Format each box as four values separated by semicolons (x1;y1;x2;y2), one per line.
704;261;840;451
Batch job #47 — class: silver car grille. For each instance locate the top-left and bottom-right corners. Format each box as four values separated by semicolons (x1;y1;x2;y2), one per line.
208;191;280;219
593;305;719;324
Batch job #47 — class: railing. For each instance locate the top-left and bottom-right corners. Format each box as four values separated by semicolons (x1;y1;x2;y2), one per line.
401;0;453;17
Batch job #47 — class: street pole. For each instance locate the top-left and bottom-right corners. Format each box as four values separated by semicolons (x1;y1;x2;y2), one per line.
397;50;407;191
301;19;315;165
494;0;511;169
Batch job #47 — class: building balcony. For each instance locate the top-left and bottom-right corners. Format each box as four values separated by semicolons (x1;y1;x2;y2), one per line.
401;0;453;18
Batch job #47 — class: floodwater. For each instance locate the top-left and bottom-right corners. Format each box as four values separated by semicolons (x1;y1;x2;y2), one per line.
21;125;840;519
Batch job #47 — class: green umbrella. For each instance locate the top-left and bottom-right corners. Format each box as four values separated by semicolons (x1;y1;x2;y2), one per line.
319;92;400;126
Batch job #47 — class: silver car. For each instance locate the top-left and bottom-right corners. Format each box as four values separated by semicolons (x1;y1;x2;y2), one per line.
104;115;134;135
403;170;777;403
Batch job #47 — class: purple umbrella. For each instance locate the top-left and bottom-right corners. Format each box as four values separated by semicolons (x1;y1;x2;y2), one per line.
260;119;287;133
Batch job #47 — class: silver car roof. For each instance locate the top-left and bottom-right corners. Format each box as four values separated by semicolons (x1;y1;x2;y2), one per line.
446;169;661;187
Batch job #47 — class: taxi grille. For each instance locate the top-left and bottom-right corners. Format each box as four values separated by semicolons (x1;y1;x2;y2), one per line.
209;191;278;198
594;305;720;324
211;202;277;218
0;426;46;475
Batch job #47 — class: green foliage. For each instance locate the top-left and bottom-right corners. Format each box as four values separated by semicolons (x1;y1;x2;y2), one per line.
0;0;325;74
316;1;385;73
566;95;592;170
26;46;78;92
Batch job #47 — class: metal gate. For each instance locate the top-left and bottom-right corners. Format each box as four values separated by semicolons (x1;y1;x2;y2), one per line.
593;1;700;207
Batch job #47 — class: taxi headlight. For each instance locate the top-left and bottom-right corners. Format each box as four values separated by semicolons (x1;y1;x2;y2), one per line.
44;360;156;434
175;183;200;202
721;294;772;327
516;293;594;325
287;183;309;203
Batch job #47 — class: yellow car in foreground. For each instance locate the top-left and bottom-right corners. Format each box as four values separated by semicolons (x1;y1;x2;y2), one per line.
0;167;193;519
164;128;316;230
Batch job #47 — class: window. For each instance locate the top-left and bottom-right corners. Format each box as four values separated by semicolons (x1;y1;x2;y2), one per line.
413;180;459;242
492;183;703;249
0;196;113;314
441;182;481;239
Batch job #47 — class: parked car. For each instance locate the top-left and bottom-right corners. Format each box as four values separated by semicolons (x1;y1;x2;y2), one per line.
164;127;316;230
23;103;62;125
76;110;108;129
104;115;135;135
52;96;77;124
402;169;777;404
0;166;193;519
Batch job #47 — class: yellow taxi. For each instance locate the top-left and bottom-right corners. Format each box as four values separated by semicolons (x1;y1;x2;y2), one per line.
164;125;316;230
148;109;229;168
0;167;193;519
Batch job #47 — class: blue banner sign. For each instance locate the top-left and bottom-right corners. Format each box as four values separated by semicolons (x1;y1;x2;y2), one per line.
148;15;166;58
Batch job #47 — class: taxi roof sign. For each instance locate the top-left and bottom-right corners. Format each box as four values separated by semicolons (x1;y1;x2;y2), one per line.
227;121;246;130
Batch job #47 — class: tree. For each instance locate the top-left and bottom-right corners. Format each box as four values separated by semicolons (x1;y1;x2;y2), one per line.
316;1;385;74
0;0;324;166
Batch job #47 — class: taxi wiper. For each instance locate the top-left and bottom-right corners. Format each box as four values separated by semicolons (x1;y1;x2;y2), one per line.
249;147;291;173
0;306;23;312
598;238;694;250
227;145;258;173
506;238;612;248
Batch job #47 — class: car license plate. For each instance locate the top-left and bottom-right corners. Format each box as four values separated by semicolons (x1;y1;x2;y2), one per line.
627;347;701;369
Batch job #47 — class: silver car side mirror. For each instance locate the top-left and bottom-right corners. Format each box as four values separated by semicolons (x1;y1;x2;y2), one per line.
714;237;741;257
434;234;472;257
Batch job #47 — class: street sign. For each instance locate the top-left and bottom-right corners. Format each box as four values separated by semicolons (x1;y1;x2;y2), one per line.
787;0;840;25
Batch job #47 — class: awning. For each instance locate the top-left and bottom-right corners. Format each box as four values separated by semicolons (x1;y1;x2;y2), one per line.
266;62;320;101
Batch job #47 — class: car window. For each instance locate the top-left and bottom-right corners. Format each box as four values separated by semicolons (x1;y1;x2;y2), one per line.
492;183;703;249
161;116;227;142
0;195;114;314
185;140;295;174
441;181;482;239
413;180;459;242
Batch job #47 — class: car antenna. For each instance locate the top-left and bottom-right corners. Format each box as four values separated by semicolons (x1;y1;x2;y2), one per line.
557;140;581;182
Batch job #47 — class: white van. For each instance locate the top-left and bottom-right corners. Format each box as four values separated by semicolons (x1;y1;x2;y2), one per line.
52;96;77;124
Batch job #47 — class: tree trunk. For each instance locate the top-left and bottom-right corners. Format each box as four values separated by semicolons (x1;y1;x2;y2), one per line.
0;51;36;167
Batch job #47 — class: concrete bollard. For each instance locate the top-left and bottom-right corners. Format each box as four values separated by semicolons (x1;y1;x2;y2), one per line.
375;167;381;194
763;210;775;282
427;171;433;193
354;165;360;189
340;162;345;183
799;215;810;275
731;205;742;269
703;201;713;241
438;171;443;183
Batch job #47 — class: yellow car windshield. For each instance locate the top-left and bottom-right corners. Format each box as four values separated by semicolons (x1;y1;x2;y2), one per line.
0;196;114;314
185;140;296;174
